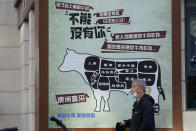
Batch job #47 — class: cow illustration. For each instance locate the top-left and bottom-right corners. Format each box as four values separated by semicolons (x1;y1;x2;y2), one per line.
58;49;165;114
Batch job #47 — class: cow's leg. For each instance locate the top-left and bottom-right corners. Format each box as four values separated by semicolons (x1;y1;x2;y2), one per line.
102;90;110;112
151;85;159;104
151;85;160;114
93;89;102;112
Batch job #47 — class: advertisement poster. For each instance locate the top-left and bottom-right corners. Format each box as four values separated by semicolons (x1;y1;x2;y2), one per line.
49;0;172;128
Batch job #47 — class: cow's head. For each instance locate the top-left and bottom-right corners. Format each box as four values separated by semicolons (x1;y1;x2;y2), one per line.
58;48;78;72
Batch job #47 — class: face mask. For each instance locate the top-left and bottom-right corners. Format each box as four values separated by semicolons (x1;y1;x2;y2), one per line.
132;92;139;99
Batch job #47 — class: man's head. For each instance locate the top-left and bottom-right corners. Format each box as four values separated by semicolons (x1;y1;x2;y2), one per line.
131;79;146;95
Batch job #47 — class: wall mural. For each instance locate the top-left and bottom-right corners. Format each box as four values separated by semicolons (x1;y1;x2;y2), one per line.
49;0;172;128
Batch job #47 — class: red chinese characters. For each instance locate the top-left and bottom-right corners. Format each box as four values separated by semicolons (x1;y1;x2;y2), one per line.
112;31;166;41
101;40;160;53
96;17;130;24
55;2;93;12
94;9;124;17
56;93;89;105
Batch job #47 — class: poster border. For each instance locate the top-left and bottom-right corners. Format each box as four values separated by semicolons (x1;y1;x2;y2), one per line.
38;0;182;130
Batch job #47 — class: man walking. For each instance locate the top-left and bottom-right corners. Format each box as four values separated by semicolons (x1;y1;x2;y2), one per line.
120;79;155;131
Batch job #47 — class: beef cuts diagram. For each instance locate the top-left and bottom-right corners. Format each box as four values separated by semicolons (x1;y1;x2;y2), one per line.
59;49;165;114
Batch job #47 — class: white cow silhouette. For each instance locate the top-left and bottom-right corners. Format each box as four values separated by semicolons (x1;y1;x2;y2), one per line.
59;49;165;113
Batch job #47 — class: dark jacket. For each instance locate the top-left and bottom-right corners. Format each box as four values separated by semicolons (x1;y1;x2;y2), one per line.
116;122;126;131
124;94;155;131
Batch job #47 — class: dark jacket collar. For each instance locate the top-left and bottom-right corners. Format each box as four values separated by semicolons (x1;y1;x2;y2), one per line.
133;94;155;108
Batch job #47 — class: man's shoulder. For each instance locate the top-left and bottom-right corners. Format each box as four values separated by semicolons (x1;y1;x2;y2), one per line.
140;94;155;105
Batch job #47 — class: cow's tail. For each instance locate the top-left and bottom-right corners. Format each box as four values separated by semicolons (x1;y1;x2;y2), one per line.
157;64;166;100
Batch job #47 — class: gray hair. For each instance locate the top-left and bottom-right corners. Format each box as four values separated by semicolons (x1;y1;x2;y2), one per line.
132;79;147;92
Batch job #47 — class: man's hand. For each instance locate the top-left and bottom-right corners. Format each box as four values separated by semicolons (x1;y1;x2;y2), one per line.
119;121;125;126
